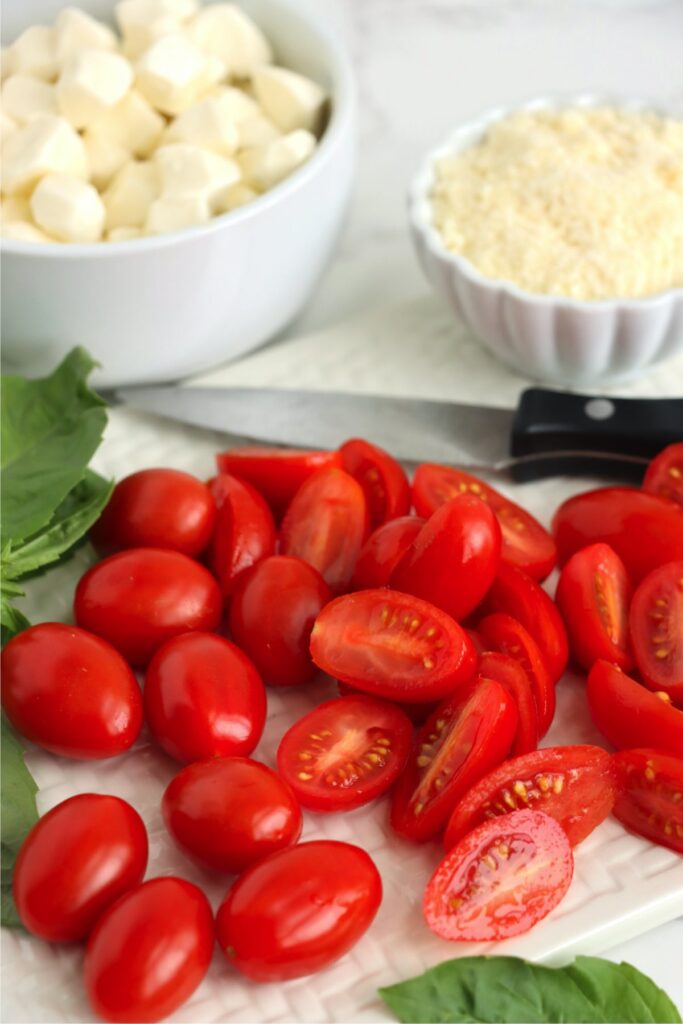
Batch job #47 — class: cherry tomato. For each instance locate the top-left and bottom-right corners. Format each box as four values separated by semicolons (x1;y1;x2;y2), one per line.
612;748;683;853
280;467;368;593
391;495;501;623
481;563;568;682
229;555;332;687
1;623;142;759
74;548;222;666
643;443;683;507
13;794;147;943
412;464;557;580
424;809;573;942
587;660;683;755
555;543;633;673
629;561;683;705
216;446;342;517
352;516;425;590
553;486;683;583
390;679;517;842
91;468;215;557
478;652;538;756
339;438;410;529
215;840;382;981
310;589;477;703
162;757;302;873
277;695;413;811
207;473;276;599
144;632;265;763
444;745;615;850
478;613;556;736
85;877;214;1024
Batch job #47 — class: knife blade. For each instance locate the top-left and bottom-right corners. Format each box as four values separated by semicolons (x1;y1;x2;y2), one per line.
110;384;683;481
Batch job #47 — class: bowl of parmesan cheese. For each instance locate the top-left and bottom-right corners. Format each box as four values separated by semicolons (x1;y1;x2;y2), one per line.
409;95;683;385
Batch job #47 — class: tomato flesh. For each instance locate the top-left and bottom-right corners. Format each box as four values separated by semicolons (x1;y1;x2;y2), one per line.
612;748;683;853
208;473;276;598
643;443;683;507
310;589;477;703
587;660;683;755
340;438;410;528
352;516;424;590
424;809;573;942
478;613;556;736
478;652;539;756
444;745;615;850
629;561;683;706
216;446;342;516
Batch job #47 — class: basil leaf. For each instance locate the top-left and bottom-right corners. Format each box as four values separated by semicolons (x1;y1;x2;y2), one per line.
0;600;31;648
378;955;682;1023
1;715;38;928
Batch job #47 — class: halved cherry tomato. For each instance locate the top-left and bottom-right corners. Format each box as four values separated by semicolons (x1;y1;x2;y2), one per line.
553;487;683;583
277;695;413;812
481;563;568;682
611;748;683;853
629;561;683;706
478;613;555;735
586;660;683;756
339;438;410;529
91;468;216;557
310;589;477;703
229;556;332;687
162;757;302;873
556;543;633;673
643;443;683;507
444;745;615;850
478;652;538;756
216;840;382;981
216;446;342;516
412;464;557;580
280;467;368;593
352;516;424;590
424;809;573;942
208;474;276;599
391;495;501;623
337;681;436;724
390;678;517;842
144;632;266;763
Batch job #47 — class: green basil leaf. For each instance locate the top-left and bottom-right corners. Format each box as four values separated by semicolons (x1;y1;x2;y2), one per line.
378;955;682;1024
1;715;39;928
0;600;31;648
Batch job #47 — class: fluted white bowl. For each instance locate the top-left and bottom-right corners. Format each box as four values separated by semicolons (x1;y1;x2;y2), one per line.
409;94;683;386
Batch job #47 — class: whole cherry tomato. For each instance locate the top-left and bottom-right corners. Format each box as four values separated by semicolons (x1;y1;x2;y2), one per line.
1;623;142;759
207;473;276;599
612;748;683;853
85;877;214;1023
643;443;683;507
162;757;302;873
13;794;147;943
74;548;222;666
352;516;425;590
229;556;332;687
215;840;382;981
391;495;501;622
144;632;266;763
478;651;539;756
478;613;556;736
91;468;215;557
629;561;683;705
586;660;683;755
216;446;342;517
339;438;410;529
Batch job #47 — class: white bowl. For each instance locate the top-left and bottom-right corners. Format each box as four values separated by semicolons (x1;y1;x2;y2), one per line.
409;94;683;386
1;0;356;386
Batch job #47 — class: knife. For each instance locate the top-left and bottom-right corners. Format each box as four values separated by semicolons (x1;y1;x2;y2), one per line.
110;385;683;481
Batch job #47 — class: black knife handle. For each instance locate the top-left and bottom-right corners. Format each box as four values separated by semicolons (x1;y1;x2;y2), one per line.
510;388;683;483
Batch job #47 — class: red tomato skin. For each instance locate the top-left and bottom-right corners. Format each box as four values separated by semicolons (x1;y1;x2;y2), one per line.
478;652;539;756
553;487;683;584
337;680;436;724
352;516;425;590
207;474;276;599
478;613;556;736
13;794;148;943
339;438;410;529
144;632;266;763
74;548;222;666
1;623;142;759
444;745;615;850
229;556;332;687
391;495;501;623
310;589;477;703
162;757;302;873
215;841;382;981
611;748;683;853
629;561;683;705
424;809;573;942
216;447;343;516
556;543;633;673
643;443;683;507
91;469;215;557
84;877;214;1024
587;660;683;755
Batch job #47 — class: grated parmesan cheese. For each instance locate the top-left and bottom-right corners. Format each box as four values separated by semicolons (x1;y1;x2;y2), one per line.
431;107;683;300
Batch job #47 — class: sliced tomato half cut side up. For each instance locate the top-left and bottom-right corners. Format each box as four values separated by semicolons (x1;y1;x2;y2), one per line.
586;660;683;756
208;474;276;598
612;748;683;853
352;517;425;590
216;446;342;516
629;561;683;706
339;438;410;529
643;443;683;507
478;652;539;756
